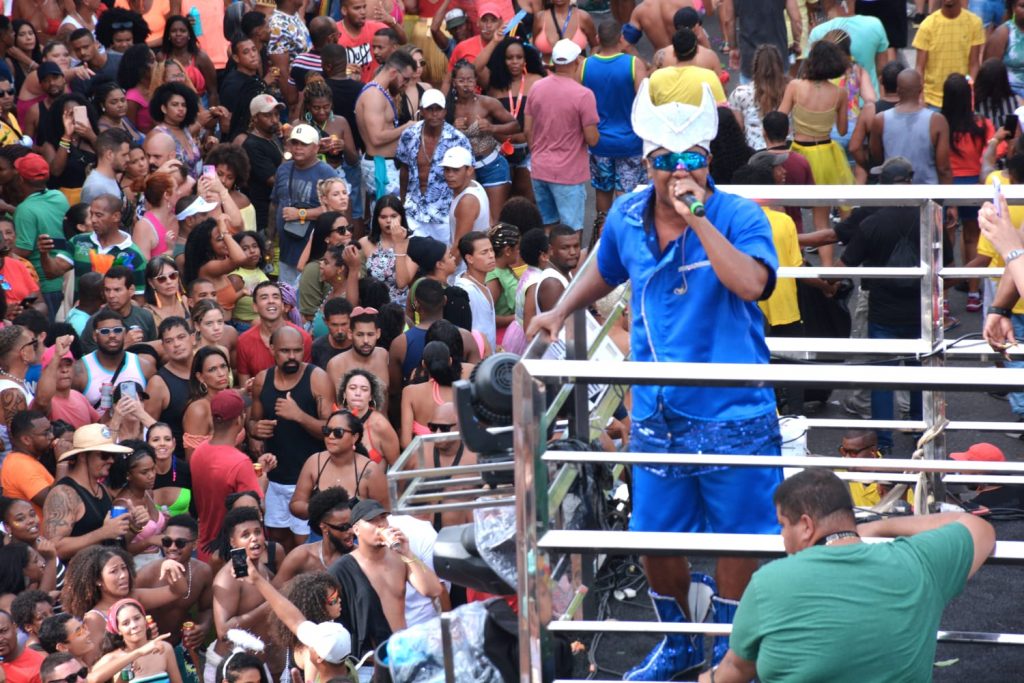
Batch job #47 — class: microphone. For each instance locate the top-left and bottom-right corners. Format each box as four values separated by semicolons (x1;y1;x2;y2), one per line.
676;192;706;217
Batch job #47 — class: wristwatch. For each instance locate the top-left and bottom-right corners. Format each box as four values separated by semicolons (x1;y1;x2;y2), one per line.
989;306;1013;318
1005;248;1024;265
298;208;308;223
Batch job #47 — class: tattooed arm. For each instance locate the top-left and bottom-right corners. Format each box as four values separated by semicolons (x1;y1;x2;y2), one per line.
0;387;26;437
43;484;128;560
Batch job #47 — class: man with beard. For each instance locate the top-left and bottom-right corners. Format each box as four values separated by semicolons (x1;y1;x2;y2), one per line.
143;133;177;174
0;610;44;683
311;296;353;369
192;390;275;563
1;410;56;515
41;423;146;560
22;62;64;144
240;95;285;228
337;0;408;84
71;307;155;417
220;38;273;142
250;326;334;552
143;317;195;459
355;50;416;208
0;326;62;457
236;281;312;386
77;266;156;354
273;486;355;585
81;129;131;204
536;224;581;315
135;515;214;650
327;307;388;401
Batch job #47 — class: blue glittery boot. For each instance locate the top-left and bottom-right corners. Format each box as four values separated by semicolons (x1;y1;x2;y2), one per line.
624;574;715;681
711;595;740;666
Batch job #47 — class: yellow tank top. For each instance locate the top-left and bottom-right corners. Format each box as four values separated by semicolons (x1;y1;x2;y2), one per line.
792;101;836;139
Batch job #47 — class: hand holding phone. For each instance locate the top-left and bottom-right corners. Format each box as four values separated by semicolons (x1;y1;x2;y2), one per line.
1004;114;1019;138
230;547;248;578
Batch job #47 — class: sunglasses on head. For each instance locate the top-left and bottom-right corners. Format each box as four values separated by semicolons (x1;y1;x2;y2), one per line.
650;151;709;173
111;21;134;29
161;537;192;549
427;422;455;433
97;326;125;336
154;272;179;283
323;521;353;532
322;426;352;439
47;667;88;683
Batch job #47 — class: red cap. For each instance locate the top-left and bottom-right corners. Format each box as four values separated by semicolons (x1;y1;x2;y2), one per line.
478;3;502;18
210;389;245;422
950;443;1006;462
14;153;49;182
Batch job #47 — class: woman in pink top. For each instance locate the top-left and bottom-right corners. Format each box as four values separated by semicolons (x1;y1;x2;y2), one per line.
133;172;180;260
120;44;158;133
531;0;596;62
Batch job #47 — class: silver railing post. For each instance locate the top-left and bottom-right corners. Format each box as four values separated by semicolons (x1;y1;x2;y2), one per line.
922;199;947;507
515;362;552;683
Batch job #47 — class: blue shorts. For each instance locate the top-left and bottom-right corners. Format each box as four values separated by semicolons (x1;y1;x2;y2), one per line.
970;0;1005;27
953;175;980;221
589;153;646;193
532;179;586;229
475;152;511;187
629;410;782;535
342;161;364;220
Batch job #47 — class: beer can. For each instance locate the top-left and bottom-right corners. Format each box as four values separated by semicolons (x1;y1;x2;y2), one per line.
100;382;113;410
380;528;401;551
254;462;263;475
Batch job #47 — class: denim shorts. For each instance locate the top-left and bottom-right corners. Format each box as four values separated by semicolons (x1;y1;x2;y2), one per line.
589;153;647;193
970;0;1005;26
531;179;585;229
474;152;511;187
629;409;782;535
507;143;531;170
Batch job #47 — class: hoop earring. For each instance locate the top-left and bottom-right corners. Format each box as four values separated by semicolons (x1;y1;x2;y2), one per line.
200;381;208;394
368;398;376;409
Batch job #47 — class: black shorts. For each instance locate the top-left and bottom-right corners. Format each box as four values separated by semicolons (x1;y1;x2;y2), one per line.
855;0;908;49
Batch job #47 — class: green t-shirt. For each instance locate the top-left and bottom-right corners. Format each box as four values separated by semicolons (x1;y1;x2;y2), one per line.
730;523;974;682
55;231;147;299
13;189;70;294
485;266;518;317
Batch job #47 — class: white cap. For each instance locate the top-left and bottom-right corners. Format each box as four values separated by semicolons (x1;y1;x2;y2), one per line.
444;8;467;28
632;79;719;157
290;123;320;145
175;196;219;221
440;146;473;169
420;89;446;110
551;39;582;65
296;621;351;664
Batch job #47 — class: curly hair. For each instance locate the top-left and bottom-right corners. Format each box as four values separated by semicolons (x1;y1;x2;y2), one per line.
0;324;25;360
498;197;542;236
485;36;546;93
217;506;263;562
61;546;136;618
301;74;334;119
182;218;220;285
10;589;51;631
204;144;251;189
149;81;199;127
118;44;155;91
271;572;341;649
307;486;351;534
801;39;848;82
96;9;150;50
338;368;386;412
161;15;200;57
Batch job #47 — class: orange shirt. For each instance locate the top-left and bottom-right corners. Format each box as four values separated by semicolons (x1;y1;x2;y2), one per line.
115;0;171;43
0;451;54;517
0;256;40;307
337;20;389;83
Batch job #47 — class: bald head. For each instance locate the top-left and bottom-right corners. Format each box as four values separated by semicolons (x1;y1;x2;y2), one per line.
144;132;176;172
432;401;457;426
896;69;923;101
270;325;303;347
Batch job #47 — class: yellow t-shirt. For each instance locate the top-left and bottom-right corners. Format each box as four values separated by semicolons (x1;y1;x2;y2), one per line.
979;171;1024;314
911;10;984;108
758;207;802;327
649;65;727;107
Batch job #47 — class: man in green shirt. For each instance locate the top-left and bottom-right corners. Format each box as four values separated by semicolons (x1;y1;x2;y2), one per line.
11;153;70;319
703;468;995;683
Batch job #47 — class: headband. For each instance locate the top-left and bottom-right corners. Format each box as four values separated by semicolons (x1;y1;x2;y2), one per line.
106;598;146;634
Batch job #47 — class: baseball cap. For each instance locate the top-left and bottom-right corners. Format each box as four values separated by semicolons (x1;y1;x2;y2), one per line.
296;621;351;664
673;7;701;29
551;39;582;65
14;153;49;182
290;123;320;145
420;89;446;110
748;150;788;168
407;236;449;272
40;345;73;366
478;3;501;19
349;498;388;524
950;443;1006;462
250;94;285;116
439;146;473;169
175;195;219;221
210;389;245;422
38;62;62;79
444;8;467;29
59;424;132;462
870;157;914;185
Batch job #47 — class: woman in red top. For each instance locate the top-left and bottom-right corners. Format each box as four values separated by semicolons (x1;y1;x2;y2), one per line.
942;73;995;312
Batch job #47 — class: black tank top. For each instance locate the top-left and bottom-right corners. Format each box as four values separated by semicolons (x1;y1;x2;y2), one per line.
157;366;190;460
876;99;897;114
57;476;114;540
259;364;322;485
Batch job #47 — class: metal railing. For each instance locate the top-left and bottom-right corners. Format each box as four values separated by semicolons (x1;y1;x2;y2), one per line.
511;185;1024;682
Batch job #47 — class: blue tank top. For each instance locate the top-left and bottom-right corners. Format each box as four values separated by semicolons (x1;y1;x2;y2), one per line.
401;326;428;382
580;53;643;158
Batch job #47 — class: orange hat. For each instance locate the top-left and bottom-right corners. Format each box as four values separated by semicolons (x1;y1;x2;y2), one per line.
950;443;1006;462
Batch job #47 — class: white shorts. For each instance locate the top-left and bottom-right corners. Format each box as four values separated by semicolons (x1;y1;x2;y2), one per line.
406;215;450;244
264;481;308;535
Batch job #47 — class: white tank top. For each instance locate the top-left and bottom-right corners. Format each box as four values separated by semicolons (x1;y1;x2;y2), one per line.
81;352;148;412
449;181;491;243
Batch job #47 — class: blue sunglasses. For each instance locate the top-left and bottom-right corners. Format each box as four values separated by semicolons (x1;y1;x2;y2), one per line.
650;151;709;173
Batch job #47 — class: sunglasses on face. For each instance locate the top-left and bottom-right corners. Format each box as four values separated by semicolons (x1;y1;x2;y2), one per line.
95;452;117;461
332;226;351;235
111;21;134;29
0;89;14;96
97;326;125;336
161;537;192;549
47;667;88;683
427;422;455;433
650;151;709;173
322;426;352;439
323;521;353;532
154;272;179;283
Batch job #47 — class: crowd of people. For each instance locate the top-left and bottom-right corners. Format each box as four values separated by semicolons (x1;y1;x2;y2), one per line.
0;0;1013;681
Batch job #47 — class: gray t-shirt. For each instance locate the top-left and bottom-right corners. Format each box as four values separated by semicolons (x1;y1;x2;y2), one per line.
81;170;123;205
79;304;157;353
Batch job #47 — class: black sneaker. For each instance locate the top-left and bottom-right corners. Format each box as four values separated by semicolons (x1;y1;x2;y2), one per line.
912;11;926;27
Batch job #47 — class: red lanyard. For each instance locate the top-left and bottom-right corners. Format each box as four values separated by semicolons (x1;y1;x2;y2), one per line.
507;74;525;120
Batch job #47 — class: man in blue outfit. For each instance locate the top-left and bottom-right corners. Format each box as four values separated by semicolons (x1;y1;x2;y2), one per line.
529;82;782;680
